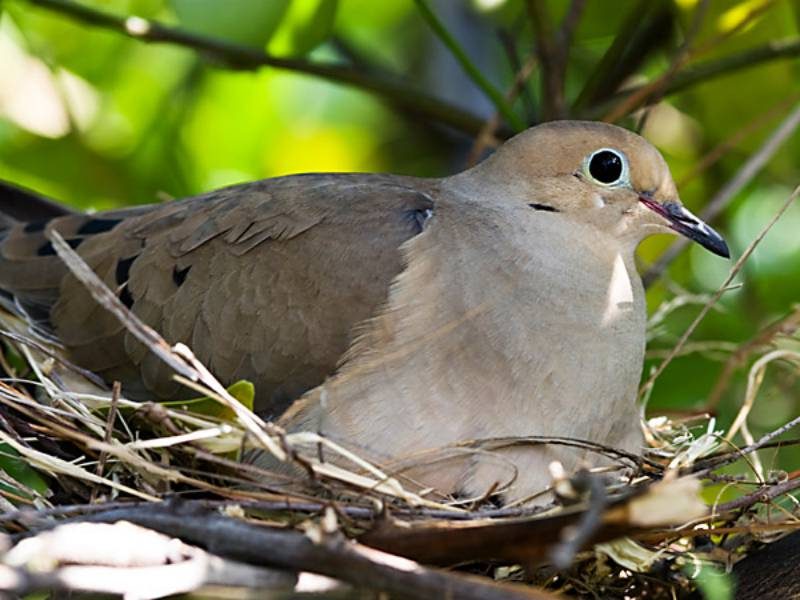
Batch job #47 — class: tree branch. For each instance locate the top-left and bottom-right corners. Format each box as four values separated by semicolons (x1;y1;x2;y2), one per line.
526;0;563;120
66;507;558;600
584;37;800;120
24;0;503;138
572;0;674;114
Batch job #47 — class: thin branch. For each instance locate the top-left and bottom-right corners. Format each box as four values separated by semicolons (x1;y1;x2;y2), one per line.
24;0;500;138
90;381;120;501
557;0;587;51
584;36;800;119
715;473;800;513
548;471;607;568
676;93;800;188
497;28;537;123
603;0;709;124
705;304;800;411
412;0;524;130
465;53;538;166
527;0;564;120
572;0;673;113
640;184;800;398
692;404;800;478
642;101;800;288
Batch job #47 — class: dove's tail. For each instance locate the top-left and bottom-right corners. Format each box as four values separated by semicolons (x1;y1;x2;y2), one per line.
0;180;73;231
0;181;77;334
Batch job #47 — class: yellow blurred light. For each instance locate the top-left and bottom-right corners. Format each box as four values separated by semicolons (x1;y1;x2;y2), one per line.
640;102;701;159
267;126;377;176
718;0;769;34
472;0;507;11
0;16;99;139
0;19;68;138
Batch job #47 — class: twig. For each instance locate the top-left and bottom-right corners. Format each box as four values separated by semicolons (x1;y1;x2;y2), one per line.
23;0;499;138
603;0;710;123
0;329;107;388
572;0;673;113
640;184;800;397
465;53;538;166
725;349;800;444
557;0;587;53
0;427;158;501
45;229;287;461
693;412;800;477
714;473;800;513
91;381;120;501
584;36;800;119
497;29;537;123
676;93;800;188
412;0;523;130
642;101;800;288
527;0;562;120
549;472;607;568
706;304;800;410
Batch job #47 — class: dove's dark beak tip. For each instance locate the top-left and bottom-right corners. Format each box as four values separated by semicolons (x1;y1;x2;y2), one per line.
640;197;731;259
693;232;730;259
706;236;730;259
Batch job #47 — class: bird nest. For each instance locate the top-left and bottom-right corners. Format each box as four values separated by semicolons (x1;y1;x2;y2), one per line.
0;232;797;599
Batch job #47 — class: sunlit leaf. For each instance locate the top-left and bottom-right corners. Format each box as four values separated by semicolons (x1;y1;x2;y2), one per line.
0;444;49;499
268;0;338;57
687;563;734;600
169;0;290;47
165;379;255;420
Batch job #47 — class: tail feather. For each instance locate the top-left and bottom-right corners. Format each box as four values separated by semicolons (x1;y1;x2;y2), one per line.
0;180;77;334
0;180;73;226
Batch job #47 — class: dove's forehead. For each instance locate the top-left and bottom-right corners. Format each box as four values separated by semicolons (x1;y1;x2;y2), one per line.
509;120;674;191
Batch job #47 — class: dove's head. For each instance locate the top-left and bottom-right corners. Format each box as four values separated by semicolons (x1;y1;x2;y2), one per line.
468;120;729;258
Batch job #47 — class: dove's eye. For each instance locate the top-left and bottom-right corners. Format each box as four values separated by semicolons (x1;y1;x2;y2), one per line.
585;148;628;186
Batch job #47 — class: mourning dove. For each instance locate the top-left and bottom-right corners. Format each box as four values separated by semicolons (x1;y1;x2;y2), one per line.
0;121;728;502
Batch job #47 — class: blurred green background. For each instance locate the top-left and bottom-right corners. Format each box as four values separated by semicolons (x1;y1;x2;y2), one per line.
1;0;799;471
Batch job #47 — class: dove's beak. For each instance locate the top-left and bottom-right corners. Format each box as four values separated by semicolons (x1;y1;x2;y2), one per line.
639;195;730;259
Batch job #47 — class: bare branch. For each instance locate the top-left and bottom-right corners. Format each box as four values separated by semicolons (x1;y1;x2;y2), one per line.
527;0;564;119
24;0;500;138
64;507;558;600
585;36;800;119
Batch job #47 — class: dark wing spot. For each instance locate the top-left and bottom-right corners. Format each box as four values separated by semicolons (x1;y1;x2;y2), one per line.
23;221;46;233
36;238;83;256
172;264;191;287
115;255;137;285
77;218;122;235
405;208;434;233
528;203;560;213
119;285;134;309
402;191;435;234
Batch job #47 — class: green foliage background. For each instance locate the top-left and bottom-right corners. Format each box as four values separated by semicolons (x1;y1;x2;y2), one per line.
1;0;799;475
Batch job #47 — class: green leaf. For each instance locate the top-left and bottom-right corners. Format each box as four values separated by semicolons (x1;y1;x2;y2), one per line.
688;563;734;600
169;0;291;47
268;0;338;57
164;379;255;420
0;444;49;499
